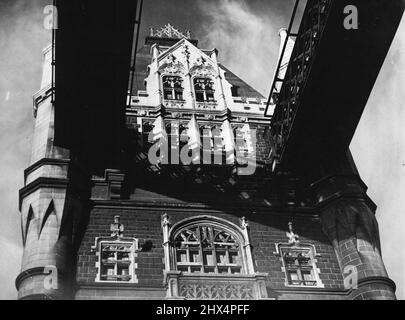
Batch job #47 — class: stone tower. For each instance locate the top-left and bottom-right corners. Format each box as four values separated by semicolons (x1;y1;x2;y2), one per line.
16;45;89;300
17;24;396;300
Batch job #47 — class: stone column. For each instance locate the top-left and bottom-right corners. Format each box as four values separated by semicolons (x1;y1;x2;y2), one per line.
312;175;396;300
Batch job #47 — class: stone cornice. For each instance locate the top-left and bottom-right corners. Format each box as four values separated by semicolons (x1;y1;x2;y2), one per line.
126;106;270;124
275;286;349;295
33;84;53;117
357;276;396;292
19;177;69;211
90;199;320;217
75;282;166;290
15;267;45;290
15;266;66;291
310;174;377;211
24;158;70;182
310;174;369;191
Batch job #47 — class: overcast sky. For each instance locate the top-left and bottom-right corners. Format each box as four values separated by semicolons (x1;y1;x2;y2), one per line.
0;0;403;299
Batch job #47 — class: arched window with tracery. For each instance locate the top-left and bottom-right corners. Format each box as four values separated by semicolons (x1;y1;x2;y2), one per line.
194;78;215;102
161;215;268;300
174;224;243;274
163;76;184;100
164;216;255;276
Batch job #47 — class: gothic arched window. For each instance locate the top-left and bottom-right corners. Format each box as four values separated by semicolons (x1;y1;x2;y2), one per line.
162;215;268;300
169;218;252;275
163;76;184;100
194;78;215;102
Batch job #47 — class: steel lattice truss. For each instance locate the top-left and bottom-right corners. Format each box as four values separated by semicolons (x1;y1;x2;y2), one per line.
267;0;333;167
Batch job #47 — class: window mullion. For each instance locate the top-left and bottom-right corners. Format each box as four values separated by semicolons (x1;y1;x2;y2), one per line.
197;227;203;273
209;228;218;274
114;249;118;280
173;224;245;276
297;264;304;284
186;244;191;273
225;246;231;273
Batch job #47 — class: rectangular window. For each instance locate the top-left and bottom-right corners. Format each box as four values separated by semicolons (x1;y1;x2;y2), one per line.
99;242;135;282
194;78;215;103
163;76;184;101
281;247;319;287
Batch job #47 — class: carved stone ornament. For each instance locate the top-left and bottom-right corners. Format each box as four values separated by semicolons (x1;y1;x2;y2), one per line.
182;44;191;62
180;282;255;300
150;23;190;39
159;54;185;75
110;215;125;238
286;221;299;245
189;59;217;78
164;100;185;109
240;216;249;230
161;213;171;228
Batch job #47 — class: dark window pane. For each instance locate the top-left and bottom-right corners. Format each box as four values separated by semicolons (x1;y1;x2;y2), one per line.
231;86;239;97
196;92;205;102
207;92;215;101
164;90;173;100
163;76;183;100
175;91;183;100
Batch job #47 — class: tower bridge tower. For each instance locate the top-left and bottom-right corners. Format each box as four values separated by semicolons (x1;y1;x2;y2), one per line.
17;0;403;300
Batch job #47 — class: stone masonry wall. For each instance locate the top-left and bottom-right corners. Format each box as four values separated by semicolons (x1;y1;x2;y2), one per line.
75;205;345;300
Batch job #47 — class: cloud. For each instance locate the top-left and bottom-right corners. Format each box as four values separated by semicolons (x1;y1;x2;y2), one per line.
197;0;288;96
0;0;403;301
0;237;23;300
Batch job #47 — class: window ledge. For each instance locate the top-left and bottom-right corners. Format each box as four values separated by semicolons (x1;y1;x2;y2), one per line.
164;99;186;103
167;271;268;281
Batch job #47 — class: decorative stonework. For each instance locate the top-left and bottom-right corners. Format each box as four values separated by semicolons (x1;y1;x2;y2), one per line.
150;23;191;39
180;282;255;300
110;215;124;238
164;271;268;300
162;215;268;299
164;100;186;109
196;102;217;110
190;60;217;78
240;216;249;230
161;213;170;228
274;222;323;288
92;216;139;284
286;221;299;245
159;54;186;75
182;44;191;62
